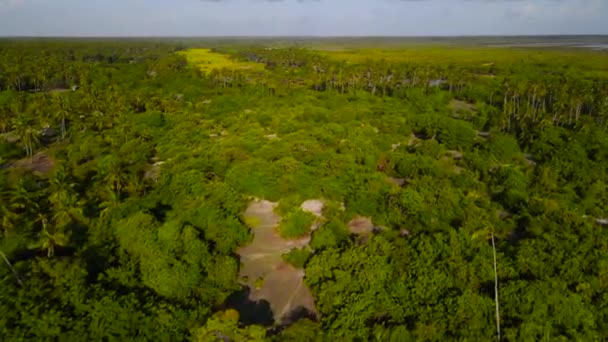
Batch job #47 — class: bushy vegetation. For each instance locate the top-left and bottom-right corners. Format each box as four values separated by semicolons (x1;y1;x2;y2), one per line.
279;209;316;239
0;39;607;341
282;248;311;268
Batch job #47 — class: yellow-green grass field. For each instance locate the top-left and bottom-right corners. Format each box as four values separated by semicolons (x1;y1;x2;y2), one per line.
317;47;608;77
178;48;266;75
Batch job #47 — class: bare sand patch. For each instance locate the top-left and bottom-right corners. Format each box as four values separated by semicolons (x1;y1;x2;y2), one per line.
347;216;375;235
237;200;317;323
387;177;407;187
449;99;477;113
11;152;55;177
300;199;324;218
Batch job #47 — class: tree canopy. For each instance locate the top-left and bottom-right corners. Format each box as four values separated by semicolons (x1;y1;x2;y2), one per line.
1;38;607;341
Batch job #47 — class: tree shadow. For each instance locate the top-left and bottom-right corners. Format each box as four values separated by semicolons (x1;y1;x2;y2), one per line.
280;305;318;326
81;245;110;283
222;287;275;326
149;202;172;223
267;306;319;336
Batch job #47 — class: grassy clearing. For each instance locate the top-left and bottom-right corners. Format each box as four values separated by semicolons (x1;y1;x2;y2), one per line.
318;47;608;71
178;48;265;75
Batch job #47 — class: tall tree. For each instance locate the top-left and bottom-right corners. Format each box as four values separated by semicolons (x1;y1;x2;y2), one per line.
12;114;39;157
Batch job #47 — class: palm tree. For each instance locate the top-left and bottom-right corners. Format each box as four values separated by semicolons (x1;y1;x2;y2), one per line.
0;112;11;133
30;224;69;258
99;189;121;219
51;192;84;229
10;178;39;215
0;188;17;238
12;114;39;157
0;249;23;286
52;96;70;139
48;167;84;229
473;226;501;341
125;172;145;196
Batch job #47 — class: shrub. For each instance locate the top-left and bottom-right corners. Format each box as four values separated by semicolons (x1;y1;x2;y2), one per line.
279;209;316;239
310;219;349;250
437;118;475;150
488;133;521;162
282;248;311;269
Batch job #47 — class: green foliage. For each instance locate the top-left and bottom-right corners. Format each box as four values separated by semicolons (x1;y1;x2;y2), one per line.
437;118;475;150
1;39;607;341
226;158;282;201
274;319;322;341
139;110;166;128
488;133;521;162
310;219;349;250
398;188;425;218
192;310;266;342
282;248;311;269
279;209;315;239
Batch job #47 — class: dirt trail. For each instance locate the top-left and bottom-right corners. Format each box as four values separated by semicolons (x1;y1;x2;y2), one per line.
237;199;318;323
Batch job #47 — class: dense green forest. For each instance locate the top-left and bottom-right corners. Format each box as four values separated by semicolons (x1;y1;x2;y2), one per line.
1;39;607;341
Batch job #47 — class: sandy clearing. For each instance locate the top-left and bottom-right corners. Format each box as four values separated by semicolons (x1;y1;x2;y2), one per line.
236;199;318;323
347;216;375;235
11;152;55;177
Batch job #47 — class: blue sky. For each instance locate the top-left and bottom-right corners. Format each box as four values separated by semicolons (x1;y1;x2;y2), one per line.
0;0;606;36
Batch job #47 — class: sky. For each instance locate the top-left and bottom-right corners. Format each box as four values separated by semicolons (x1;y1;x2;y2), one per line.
0;0;606;36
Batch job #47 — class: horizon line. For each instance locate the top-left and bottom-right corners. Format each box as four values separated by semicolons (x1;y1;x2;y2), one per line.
1;34;608;39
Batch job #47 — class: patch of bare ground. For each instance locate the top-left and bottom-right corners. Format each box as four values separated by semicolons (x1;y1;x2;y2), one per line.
477;131;491;139
144;161;165;182
47;88;72;94
0;132;20;144
449;99;477;114
11;152;55;177
301;199;324;218
300;199;325;231
446;150;464;160
387;177;407;187
408;133;425;146
523;153;537;166
237;199;318;324
347;216;375;235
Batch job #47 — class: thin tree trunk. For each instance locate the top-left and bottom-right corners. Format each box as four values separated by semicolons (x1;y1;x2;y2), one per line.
61;118;66;139
491;234;501;341
0;249;23;287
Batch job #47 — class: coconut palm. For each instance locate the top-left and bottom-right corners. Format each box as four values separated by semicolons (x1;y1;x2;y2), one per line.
52;96;70;139
96;155;129;197
30;224;69;258
51;191;84;229
472;226;502;342
0;112;11;133
0;189;17;238
48;167;84;229
10;178;39;215
99;189;121;219
0;249;23;286
12;114;40;157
